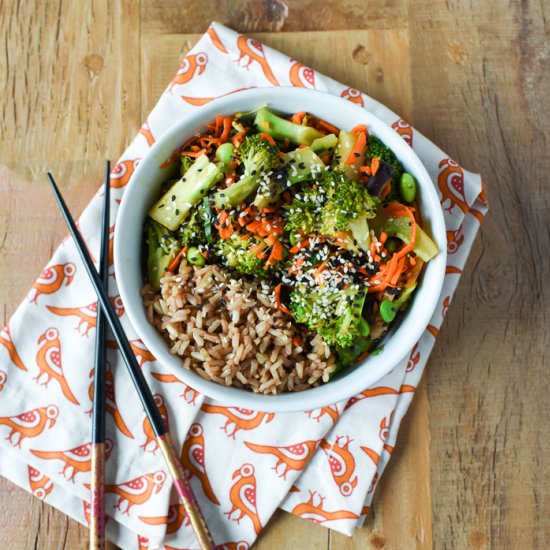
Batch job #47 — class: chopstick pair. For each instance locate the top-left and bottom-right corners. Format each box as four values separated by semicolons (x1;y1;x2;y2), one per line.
90;161;110;550
47;170;215;550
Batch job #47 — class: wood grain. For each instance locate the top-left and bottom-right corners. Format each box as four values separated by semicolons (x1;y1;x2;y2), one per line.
1;0;549;549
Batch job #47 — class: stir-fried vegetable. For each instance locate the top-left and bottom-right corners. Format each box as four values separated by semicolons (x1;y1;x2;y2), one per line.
143;107;440;374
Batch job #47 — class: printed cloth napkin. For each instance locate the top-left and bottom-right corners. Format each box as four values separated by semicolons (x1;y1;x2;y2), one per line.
0;22;488;550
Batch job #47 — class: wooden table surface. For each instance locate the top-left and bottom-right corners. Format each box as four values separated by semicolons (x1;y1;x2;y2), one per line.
1;1;549;548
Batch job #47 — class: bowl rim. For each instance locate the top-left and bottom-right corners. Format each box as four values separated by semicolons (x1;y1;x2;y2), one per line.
114;86;447;413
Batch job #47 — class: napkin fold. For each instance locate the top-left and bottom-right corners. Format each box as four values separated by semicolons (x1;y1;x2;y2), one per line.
0;22;487;550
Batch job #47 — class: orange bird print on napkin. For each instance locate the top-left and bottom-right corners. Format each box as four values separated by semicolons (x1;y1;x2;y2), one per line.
47;295;124;336
0;325;27;371
289;61;316;88
291;491;359;524
111;158;141;189
207;24;228;53
438;157;468;214
213;542;250;550
379;411;395;454
27;465;54;499
28;262;76;304
0;404;58;447
235;36;279;86
244;439;319;479
226;463;262;535
340;87;364;106
108;339;156;368
140;394;169;454
200;405;274;438
320;435;358;497
447;226;465;254
0;369;6;391
180;423;219;505
87;362;134;438
306;405;339;424
391;118;414;147
35;327;79;405
139;503;190;534
31;438;113;482
104;471;166;515
150;372;200;405
168;52;209;92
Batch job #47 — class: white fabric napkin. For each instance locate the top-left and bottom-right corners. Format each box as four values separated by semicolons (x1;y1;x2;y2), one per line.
0;22;488;549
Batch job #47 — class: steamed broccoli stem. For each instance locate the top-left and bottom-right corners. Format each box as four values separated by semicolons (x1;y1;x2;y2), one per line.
149;154;223;231
348;217;371;252
311;133;338;154
332;130;365;181
213;133;280;208
144;220;178;289
253;147;325;209
254;107;324;145
212;174;258;209
370;214;439;261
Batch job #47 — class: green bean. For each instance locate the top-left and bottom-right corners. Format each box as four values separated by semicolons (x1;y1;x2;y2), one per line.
399;172;417;203
380;300;397;323
186;246;205;266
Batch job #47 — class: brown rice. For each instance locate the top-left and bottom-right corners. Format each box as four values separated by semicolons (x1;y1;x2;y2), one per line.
141;260;336;394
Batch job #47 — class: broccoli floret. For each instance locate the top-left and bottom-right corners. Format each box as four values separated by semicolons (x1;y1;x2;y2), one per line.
177;203;206;247
254;108;324;145
212;134;280;209
144;219;180;289
365;136;404;198
214;234;269;278
180;155;194;176
285;171;380;238
289;281;368;348
149;154;223;231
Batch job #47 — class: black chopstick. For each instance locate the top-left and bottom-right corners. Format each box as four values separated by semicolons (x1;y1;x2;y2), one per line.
90;161;110;550
47;172;215;550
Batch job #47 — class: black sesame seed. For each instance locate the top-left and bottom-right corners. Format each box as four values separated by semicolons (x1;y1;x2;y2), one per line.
159;203;164;208
197;168;203;172
353;152;360;158
171;195;176;201
175;209;180;215
298;162;306;169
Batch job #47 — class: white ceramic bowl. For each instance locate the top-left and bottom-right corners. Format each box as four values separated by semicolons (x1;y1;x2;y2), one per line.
115;87;446;413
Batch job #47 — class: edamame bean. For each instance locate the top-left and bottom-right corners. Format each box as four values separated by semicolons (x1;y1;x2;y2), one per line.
187;246;205;266
215;142;234;165
399;172;417;203
358;317;370;337
380;300;397;323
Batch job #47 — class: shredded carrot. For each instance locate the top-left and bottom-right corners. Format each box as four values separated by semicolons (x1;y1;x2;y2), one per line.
219;116;233;142
216;211;234;240
321;152;331;164
379;181;391;200
249;241;267;256
289;238;310;253
291;112;306;125
360;165;372;176
292;336;302;347
379;232;388;245
346;131;367;164
260;132;276;146
167;247;187;273
371;157;380;175
232;131;246;146
274;283;292;315
318;119;340;134
312;260;329;281
351;124;369;135
181;148;207;157
265;240;283;268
